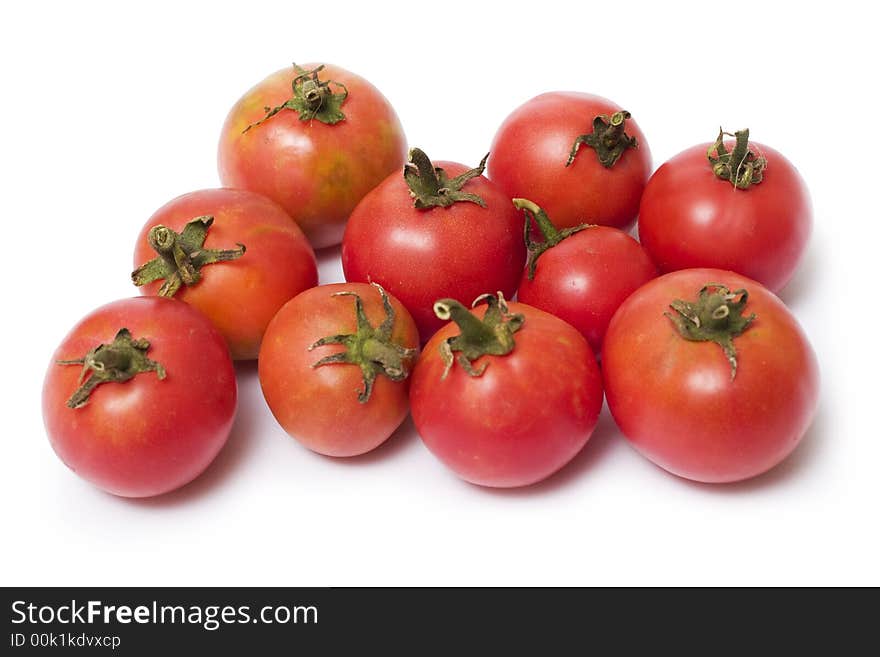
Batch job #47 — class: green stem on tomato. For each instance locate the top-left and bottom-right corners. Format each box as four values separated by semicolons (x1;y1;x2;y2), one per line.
131;216;246;297
665;283;757;379
309;283;417;403
513;198;593;280
56;329;167;408
707;127;767;189
243;64;348;131
404;148;489;209
566;110;638;168
433;292;524;379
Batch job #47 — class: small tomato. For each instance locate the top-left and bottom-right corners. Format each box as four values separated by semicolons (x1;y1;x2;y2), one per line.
259;283;419;457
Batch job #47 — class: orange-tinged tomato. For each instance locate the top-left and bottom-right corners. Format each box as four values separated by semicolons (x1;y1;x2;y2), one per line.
133;188;317;360
218;63;407;248
259;283;419;457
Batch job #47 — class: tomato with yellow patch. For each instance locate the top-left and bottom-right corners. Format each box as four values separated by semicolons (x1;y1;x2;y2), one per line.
218;63;407;248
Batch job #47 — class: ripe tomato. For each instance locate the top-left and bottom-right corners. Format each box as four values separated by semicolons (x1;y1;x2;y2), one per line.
488;92;651;231
132;188;318;360
514;199;657;353
602;268;819;483
43;297;237;497
342;148;526;341
218;63;407;248
410;293;604;488
638;129;812;292
259;283;419;457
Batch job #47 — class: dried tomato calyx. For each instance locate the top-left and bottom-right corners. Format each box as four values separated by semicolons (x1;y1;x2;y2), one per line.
404;148;489;209
131;216;246;297
707;127;767;189
308;283;418;404
56;328;167;409
243;64;348;132
433;292;524;379
513;198;593;280
567;110;638;168
665;284;757;380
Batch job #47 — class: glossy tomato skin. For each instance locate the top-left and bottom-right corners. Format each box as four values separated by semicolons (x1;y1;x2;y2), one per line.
517;226;657;352
410;302;604;487
342;163;526;340
602;268;819;483
488;92;651;231
638;142;811;292
42;297;237;497
259;283;419;457
134;188;318;360
218;63;407;248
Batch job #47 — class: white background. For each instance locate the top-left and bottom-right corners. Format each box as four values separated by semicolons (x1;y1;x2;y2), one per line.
1;1;876;586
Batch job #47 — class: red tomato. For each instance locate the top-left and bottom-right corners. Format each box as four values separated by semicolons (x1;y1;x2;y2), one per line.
259;283;419;457
602;268;819;483
638;129;812;292
43;297;237;497
133;188;318;360
218;63;407;248
342;149;526;341
410;293;604;488
514;199;657;353
488;92;651;231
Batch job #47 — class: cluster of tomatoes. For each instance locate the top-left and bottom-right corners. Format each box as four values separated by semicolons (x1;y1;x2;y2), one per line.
42;62;819;497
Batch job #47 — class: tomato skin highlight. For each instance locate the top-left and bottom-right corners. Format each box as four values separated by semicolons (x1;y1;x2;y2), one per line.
638;141;812;292
133;188;318;361
410;302;604;488
218;63;407;248
259;283;420;457
602;268;819;483
42;297;237;498
517;225;658;352
341;162;526;341
488;92;651;231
